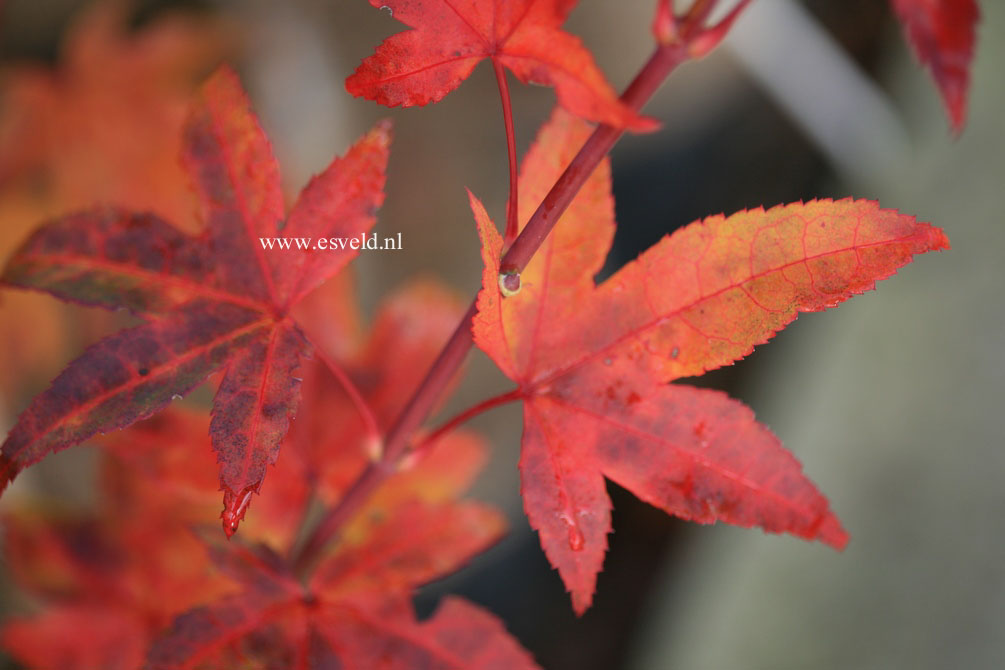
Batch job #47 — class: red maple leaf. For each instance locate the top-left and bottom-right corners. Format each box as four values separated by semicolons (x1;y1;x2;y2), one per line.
145;511;534;669
3;390;524;667
345;0;656;130
890;0;979;132
1;319;517;666
470;108;950;613
95;279;487;551
0;65;391;535
141;436;534;669
0;518;210;670
0;472;230;669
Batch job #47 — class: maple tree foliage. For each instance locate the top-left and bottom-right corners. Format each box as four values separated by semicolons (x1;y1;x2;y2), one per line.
0;64;391;534
346;0;656;131
137;418;525;670
0;0;975;666
0;414;531;669
0;412;230;669
109;278;484;551
470;108;949;613
889;0;980;132
145;497;527;669
2;281;536;668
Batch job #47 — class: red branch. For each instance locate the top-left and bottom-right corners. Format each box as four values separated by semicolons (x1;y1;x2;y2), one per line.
414;388;523;455
310;342;381;447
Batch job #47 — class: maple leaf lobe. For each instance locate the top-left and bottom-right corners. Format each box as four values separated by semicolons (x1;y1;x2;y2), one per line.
279;118;392;308
183;65;284;305
0;65;391;535
520;401;610;615
891;0;980;132
212;321;311;537
0;303;268;494
1;208;221;314
587;199;950;383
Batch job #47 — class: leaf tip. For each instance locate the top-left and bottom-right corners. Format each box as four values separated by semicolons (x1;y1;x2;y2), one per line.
221;486;256;538
368;117;394;148
928;225;951;252
627;113;662;134
570;587;593;617
892;0;978;134
0;450;15;497
202;62;243;98
818;513;850;552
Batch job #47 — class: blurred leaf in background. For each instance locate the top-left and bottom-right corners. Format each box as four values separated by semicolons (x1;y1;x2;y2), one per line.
0;0;235;405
